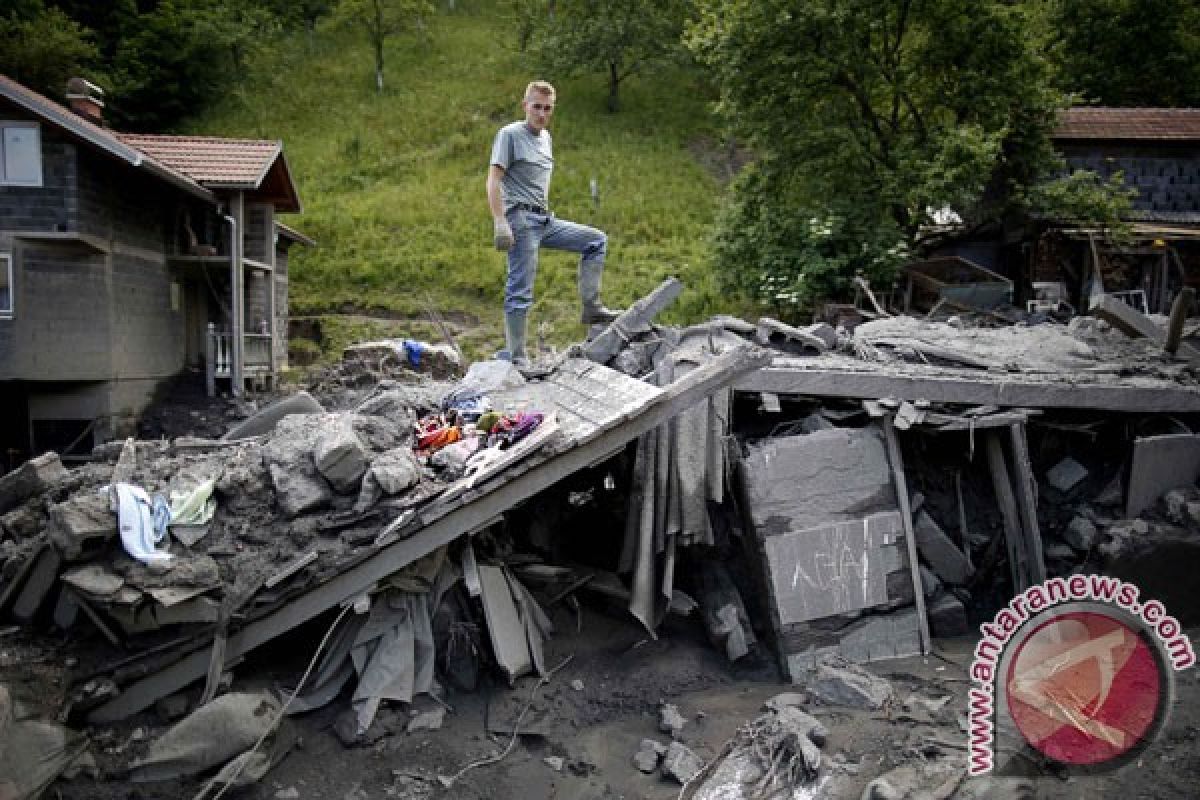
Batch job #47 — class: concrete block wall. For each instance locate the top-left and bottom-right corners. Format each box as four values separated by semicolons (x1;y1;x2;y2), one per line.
0;108;73;234
1061;144;1200;215
274;245;289;368
110;252;184;379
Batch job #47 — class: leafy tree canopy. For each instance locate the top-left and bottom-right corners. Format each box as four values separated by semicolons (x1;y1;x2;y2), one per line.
687;0;1127;314
528;0;693;112
0;2;99;98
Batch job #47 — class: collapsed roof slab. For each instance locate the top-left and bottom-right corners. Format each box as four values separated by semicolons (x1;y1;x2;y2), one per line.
737;355;1200;413
87;347;771;723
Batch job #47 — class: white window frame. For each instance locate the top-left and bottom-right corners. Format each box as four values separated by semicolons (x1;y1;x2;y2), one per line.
0;252;12;319
0;121;43;187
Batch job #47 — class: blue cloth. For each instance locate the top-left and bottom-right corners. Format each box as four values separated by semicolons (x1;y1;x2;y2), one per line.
504;210;607;314
402;339;426;368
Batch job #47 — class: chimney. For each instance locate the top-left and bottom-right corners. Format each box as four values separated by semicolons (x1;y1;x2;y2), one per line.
65;77;105;126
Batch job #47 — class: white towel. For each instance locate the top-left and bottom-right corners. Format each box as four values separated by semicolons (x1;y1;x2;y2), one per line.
107;483;173;564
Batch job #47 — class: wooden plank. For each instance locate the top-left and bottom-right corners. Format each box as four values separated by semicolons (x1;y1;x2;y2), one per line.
880;418;932;655
87;345;771;723
1007;423;1047;585
985;432;1030;591
737;359;1200;413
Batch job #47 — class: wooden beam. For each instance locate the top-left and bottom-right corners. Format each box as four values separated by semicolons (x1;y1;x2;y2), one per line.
738;359;1200;413
87;345;771;722
1007;423;1046;586
880;417;932;655
985;432;1030;591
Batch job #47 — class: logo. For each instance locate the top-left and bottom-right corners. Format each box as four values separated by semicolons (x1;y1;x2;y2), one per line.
967;576;1194;776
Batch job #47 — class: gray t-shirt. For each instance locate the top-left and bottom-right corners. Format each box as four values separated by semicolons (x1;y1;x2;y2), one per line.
490;121;553;211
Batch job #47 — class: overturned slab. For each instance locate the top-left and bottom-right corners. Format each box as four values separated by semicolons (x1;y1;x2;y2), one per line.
87;347;771;722
738;354;1200;413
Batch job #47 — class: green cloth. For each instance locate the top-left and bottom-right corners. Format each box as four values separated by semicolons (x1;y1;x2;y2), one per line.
169;478;217;525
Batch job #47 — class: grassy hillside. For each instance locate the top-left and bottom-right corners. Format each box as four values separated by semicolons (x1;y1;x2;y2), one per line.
192;3;738;362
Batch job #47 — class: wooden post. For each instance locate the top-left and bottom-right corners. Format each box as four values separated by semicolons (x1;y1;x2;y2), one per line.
205;322;216;397
881;416;932;656
1007;423;1046;585
230;192;245;396
1165;287;1195;356
986;431;1029;591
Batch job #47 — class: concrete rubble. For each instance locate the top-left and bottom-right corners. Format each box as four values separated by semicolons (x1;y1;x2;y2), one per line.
2;284;1200;798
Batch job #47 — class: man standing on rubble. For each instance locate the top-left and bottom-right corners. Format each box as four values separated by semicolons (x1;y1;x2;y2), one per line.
487;80;620;364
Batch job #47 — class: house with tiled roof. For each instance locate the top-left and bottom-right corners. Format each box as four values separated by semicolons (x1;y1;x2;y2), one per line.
0;74;311;462
1031;108;1200;314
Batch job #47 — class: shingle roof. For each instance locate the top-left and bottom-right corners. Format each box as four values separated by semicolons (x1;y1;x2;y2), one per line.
0;74;212;201
1055;108;1200;142
116;134;282;187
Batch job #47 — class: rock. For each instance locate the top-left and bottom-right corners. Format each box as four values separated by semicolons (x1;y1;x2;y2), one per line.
46;491;117;560
808;657;893;710
356;388;425;424
313;420;369;494
632;740;662;773
953;775;1036;799
61;564;124;597
1042;541;1076;561
927;593;970;638
353;448;422;513
275;789;300;799
0;505;46;541
659;703;686;738
264;415;335;517
661;741;704;784
1064;516;1098;551
0;452;69;515
762;692;807;713
914;510;973;585
1046;457;1088;493
862;760;964;799
406;708;445;733
775;705;828;747
570;679;584;691
215;443;272;513
543;756;564;771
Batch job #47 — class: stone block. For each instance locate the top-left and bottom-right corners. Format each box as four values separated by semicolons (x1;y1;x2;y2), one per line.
46;491;116;561
927;593;970;638
1046;457;1088;493
808;656;894;710
1064;516;1098;551
0;452;69;514
661;742;704;785
313;421;369;494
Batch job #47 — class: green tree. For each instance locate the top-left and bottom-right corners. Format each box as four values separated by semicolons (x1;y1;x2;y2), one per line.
1044;0;1200;107
687;0;1112;314
531;0;692;112
0;2;99;98
334;0;434;93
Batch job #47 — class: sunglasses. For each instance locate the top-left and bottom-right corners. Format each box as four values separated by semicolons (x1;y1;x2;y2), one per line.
528;103;555;112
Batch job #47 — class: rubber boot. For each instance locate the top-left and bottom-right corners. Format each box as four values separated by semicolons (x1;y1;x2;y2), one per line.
579;260;622;325
501;309;528;365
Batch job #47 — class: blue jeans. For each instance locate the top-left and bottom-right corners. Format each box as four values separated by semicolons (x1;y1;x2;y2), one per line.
504;208;607;314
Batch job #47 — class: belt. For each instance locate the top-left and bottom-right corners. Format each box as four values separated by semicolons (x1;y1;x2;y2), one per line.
511;202;549;214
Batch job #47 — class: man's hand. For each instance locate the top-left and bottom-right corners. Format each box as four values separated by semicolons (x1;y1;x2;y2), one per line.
493;218;514;251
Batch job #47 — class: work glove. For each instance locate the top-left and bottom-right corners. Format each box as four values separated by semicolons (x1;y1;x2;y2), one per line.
493;218;514;251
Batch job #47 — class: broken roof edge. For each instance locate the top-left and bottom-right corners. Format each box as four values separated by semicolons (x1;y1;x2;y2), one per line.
86;344;772;723
738;357;1200;414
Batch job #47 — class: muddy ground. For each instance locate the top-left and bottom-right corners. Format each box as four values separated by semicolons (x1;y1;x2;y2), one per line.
5;599;1196;800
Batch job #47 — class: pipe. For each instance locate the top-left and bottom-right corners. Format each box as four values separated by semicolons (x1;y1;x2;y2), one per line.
223;213;241;397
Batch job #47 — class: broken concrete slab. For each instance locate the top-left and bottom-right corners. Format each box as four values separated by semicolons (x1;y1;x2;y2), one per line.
406;707;445;732
659;703;686;738
314;421;369;494
662;741;704;785
0;452;69;515
742;427;896;534
12;545;62;623
807;657;894;710
584;277;682;364
754;317;830;354
264;415;335;517
1125;433;1200;518
1064;515;1098;551
633;739;664;773
913;509;973;585
774;705;829;748
46;491;116;561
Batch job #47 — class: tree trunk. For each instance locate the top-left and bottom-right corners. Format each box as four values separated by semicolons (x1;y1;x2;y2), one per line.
607;61;620;112
374;38;385;92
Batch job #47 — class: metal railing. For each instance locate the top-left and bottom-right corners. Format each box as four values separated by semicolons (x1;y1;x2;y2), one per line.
206;324;273;396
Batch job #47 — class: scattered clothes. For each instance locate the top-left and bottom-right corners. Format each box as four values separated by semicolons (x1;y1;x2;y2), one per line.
440;388;492;425
168;478;217;526
107;483;173;564
415;415;462;453
487;412;545;449
402;339;428;368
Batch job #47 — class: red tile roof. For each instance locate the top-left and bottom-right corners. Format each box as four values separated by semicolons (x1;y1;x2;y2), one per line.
1055;108;1200;141
116;133;283;187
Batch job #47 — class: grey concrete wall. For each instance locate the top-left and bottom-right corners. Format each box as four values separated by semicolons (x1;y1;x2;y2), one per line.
245;203;272;262
274;244;290;368
0;104;74;233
